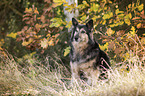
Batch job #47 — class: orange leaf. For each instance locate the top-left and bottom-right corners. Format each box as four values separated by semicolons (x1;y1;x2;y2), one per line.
34;8;39;14
141;10;144;15
106;28;115;36
35;24;42;31
48;39;54;46
137;23;142;28
25;8;32;13
132;17;140;20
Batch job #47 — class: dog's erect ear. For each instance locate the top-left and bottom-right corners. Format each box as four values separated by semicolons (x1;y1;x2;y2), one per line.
86;19;93;31
72;18;78;26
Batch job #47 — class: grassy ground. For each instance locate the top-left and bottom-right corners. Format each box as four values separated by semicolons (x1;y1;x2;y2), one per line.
0;54;145;96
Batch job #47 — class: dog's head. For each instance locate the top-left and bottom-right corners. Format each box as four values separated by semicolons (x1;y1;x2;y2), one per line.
71;18;94;48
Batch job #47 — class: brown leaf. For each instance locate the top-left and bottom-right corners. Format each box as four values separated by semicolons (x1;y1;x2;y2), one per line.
35;24;42;31
114;48;122;54
108;42;115;50
22;17;30;21
141;37;145;45
44;0;51;3
41;15;45;23
140;14;145;19
116;30;125;36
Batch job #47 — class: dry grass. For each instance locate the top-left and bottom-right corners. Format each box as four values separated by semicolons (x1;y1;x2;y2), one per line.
0;54;145;96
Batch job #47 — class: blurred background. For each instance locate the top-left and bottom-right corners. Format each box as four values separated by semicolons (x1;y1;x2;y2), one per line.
0;0;145;73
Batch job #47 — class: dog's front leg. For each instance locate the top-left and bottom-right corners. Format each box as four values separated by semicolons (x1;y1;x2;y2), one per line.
70;62;80;83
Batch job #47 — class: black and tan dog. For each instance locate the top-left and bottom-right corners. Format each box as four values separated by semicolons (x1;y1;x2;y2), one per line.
70;18;110;85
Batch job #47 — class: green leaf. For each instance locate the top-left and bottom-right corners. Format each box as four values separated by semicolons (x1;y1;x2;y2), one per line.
138;4;144;11
82;1;89;6
91;3;100;12
118;14;125;19
50;18;66;27
117;21;124;25
124;19;131;25
115;9;124;15
99;42;109;51
64;46;70;56
22;38;33;46
7;32;17;39
130;26;136;36
53;0;67;7
124;13;132;25
102;20;106;25
103;12;113;20
109;24;116;27
30;52;36;57
81;15;87;21
125;13;132;19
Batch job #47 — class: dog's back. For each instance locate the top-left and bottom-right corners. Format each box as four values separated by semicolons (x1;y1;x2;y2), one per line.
70;18;110;84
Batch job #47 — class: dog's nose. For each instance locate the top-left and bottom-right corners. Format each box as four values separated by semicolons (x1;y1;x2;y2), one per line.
74;35;79;41
75;37;78;41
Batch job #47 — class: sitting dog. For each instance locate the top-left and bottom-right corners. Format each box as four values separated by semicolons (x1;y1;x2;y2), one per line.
70;18;110;85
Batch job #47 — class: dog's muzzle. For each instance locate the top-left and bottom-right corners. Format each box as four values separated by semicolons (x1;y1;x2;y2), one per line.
74;34;79;42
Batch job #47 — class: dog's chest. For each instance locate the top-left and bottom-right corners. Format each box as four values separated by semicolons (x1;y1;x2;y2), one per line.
71;57;99;77
72;41;88;54
71;46;99;64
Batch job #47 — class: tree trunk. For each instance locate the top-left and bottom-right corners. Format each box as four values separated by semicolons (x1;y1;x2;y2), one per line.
64;0;79;25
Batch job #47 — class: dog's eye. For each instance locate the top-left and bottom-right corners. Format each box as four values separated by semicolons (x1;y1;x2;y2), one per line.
81;31;85;33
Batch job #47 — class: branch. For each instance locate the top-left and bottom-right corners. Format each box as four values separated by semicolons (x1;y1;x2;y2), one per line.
2;0;23;17
8;5;23;17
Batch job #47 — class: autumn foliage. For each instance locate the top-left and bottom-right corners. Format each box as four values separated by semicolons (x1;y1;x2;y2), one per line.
0;0;145;65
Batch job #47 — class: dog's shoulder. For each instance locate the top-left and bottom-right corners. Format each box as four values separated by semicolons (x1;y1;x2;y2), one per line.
89;40;110;68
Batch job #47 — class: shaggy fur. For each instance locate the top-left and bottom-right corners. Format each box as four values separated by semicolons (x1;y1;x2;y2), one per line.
70;18;110;85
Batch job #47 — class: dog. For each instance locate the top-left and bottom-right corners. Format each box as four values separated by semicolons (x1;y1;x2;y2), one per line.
70;18;110;85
